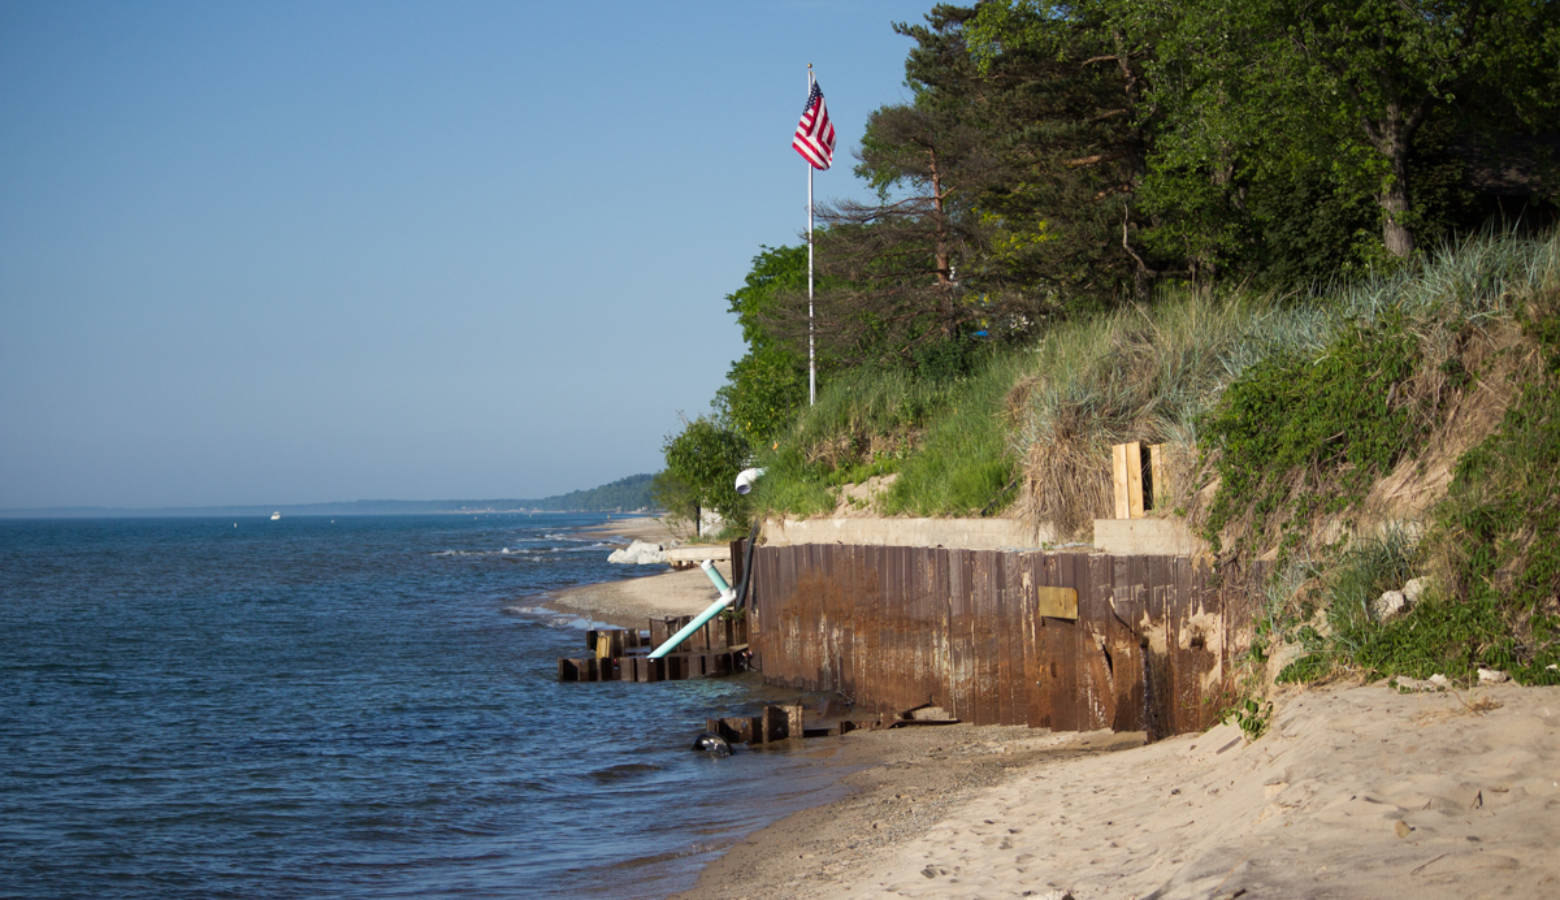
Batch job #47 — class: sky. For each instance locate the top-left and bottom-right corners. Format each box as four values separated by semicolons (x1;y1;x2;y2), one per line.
0;0;937;510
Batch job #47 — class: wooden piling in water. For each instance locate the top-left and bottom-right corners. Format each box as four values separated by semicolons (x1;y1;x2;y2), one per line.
556;616;750;683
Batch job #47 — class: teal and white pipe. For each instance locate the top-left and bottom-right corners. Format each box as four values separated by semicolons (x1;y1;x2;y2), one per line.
647;560;737;659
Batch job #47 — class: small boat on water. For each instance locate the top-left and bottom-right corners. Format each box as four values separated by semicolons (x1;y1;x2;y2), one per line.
269;511;282;521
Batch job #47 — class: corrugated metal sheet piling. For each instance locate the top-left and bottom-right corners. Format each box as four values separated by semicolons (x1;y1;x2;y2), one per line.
749;545;1260;737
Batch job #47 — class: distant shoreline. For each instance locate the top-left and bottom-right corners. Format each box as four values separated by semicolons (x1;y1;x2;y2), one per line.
0;505;665;521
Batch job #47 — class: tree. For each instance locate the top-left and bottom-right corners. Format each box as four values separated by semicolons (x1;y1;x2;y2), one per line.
715;245;812;447
653;416;749;537
1127;0;1560;265
967;0;1163;299
811;6;999;368
801;2;1149;374
1279;0;1560;255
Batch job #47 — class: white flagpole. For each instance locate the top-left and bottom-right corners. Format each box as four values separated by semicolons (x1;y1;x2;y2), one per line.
806;64;817;407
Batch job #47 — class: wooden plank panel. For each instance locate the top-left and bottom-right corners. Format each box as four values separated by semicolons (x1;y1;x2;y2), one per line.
966;552;988;725
1074;555;1100;731
1107;608;1145;733
1125;441;1145;518
1112;443;1131;519
882;545;906;714
986;551;1007;725
862;545;883;711
1140;556;1170;741
835;545;855;702
1102;555;1139;734
744;540;1253;739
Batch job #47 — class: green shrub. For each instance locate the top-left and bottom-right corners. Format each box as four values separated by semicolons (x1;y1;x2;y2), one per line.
1254;232;1560;686
1407;296;1560;683
1198;315;1424;559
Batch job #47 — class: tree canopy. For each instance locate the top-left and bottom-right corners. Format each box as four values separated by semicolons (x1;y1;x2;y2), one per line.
664;0;1559;511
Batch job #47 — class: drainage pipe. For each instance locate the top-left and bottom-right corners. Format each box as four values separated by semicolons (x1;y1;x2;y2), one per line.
647;560;736;659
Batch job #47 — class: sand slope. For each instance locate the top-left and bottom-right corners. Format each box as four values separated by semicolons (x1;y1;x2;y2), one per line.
681;683;1560;899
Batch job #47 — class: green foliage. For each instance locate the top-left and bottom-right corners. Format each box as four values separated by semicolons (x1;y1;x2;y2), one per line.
962;0;1160;303
882;349;1031;516
961;0;1560;294
726;244;809;347
654;417;750;531
1276;653;1330;685
1232;232;1560;687
1009;288;1311;535
717;348;807;449
1198;316;1424;558
716;245;813;448
1222;696;1273;741
750;444;847;519
748;348;1029;518
753;364;958;516
1317;528;1419;665
1410;298;1560;683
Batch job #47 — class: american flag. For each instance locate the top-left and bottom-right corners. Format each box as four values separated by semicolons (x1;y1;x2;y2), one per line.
792;81;835;170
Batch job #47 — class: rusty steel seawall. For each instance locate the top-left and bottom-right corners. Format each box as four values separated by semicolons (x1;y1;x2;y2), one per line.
748;544;1261;736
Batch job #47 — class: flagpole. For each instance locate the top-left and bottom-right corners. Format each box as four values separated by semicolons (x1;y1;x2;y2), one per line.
806;64;817;407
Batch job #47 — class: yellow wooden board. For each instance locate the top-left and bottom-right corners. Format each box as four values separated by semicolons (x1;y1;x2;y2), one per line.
1112;443;1131;519
595;632;618;659
1112;441;1146;519
1037;586;1079;620
1125;440;1145;518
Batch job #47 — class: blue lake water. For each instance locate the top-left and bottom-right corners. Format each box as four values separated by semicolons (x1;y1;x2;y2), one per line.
0;513;845;898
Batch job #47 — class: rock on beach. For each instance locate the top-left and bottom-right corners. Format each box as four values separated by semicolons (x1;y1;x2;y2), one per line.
607;539;667;565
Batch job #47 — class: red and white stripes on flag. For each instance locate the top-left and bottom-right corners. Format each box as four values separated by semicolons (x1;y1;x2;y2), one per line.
792;81;835;170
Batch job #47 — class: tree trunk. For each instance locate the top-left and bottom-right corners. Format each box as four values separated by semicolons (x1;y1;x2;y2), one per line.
1370;102;1420;259
929;147;953;286
1380;173;1414;258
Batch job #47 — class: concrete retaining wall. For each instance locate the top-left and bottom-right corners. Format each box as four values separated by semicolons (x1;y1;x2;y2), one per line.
762;516;1057;551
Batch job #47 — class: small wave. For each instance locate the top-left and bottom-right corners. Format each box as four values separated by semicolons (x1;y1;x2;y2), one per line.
595;840;731;871
587;762;660;784
500;605;597;629
430;547;541;559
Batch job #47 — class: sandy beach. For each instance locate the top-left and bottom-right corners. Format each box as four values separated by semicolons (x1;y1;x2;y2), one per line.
667;683;1560;899
545;515;731;628
548;520;1560;898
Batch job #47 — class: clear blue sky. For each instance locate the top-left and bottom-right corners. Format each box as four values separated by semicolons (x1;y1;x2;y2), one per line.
1;0;934;509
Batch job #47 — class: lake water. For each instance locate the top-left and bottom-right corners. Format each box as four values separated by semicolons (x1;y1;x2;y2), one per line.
0;513;846;898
